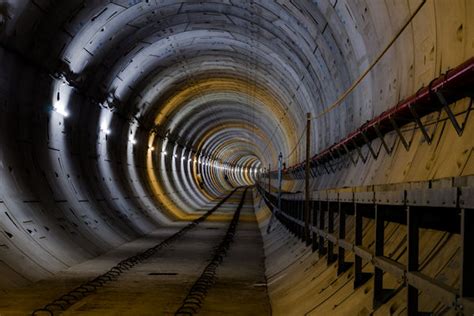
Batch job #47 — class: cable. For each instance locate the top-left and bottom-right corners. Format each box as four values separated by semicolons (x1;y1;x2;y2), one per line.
261;0;426;161
284;128;306;160
312;0;426;121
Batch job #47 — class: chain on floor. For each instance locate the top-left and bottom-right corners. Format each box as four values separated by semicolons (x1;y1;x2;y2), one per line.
31;188;241;316
174;187;248;315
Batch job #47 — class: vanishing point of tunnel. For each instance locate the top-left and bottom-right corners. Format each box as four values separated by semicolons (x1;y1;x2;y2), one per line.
0;0;473;315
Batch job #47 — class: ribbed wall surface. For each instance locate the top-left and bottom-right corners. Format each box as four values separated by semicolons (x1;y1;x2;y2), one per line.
0;1;473;313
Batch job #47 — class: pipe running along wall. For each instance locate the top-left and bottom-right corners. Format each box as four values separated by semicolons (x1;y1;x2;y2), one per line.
0;0;473;290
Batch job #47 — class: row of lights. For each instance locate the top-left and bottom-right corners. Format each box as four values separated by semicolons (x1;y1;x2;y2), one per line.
50;78;261;175
58;105;259;173
96;127;260;172
158;150;261;174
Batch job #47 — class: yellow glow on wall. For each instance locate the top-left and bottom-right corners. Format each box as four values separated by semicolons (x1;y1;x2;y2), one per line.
153;78;296;151
145;133;190;219
146;77;300;222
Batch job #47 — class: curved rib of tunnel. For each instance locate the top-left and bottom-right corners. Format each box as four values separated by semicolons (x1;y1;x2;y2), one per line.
0;0;473;315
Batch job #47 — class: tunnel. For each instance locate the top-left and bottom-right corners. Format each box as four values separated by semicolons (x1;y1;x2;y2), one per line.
0;0;473;315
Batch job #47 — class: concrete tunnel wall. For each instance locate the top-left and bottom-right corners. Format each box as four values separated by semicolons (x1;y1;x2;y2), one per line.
0;0;473;307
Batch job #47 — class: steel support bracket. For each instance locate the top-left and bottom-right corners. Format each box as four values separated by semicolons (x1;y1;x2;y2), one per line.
436;90;464;136
373;123;392;155
343;143;358;166
409;105;432;144
389;116;411;151
352;140;368;163
360;131;379;159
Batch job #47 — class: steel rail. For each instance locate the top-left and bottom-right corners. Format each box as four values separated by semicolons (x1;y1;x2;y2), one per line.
174;187;249;315
31;188;241;316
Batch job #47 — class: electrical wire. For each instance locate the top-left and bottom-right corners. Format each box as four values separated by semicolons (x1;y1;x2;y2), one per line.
260;0;427;163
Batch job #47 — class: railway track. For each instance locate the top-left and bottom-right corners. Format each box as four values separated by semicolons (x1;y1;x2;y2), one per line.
31;188;244;316
174;187;248;315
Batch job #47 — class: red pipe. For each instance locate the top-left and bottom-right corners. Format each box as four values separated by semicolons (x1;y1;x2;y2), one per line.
276;57;474;176
311;56;474;165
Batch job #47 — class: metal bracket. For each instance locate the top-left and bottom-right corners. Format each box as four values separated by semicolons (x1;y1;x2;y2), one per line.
328;151;338;170
310;165;316;177
409;105;439;144
436;91;473;137
321;162;331;174
325;160;336;174
343;143;359;166
329;150;344;171
314;164;323;177
436;91;464;136
373;123;393;155
389;117;411;151
352;140;369;164
360;131;379;159
336;147;352;168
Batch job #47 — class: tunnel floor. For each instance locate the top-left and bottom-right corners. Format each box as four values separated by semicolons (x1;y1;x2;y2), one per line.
0;188;271;315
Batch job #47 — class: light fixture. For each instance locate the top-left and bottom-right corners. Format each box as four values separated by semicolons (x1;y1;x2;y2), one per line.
54;107;69;117
100;124;111;135
149;146;155;151
162;151;167;156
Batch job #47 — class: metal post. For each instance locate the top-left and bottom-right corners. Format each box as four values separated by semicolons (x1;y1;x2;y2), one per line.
337;201;345;273
374;205;385;307
312;200;319;252
268;163;271;193
407;205;419;315
461;208;473;298
337;200;351;275
354;203;363;288
265;156;282;235
327;200;336;264
299;198;303;239
304;113;311;245
318;200;327;255
277;152;283;214
354;204;370;288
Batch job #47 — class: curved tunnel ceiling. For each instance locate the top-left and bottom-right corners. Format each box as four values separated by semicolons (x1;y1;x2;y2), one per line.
3;0;339;220
0;0;473;287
